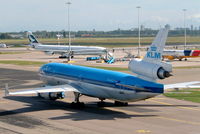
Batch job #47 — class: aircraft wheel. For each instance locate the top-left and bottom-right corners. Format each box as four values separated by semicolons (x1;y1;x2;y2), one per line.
38;93;42;98
114;101;128;106
97;101;105;107
49;97;57;101
59;56;67;59
70;102;85;109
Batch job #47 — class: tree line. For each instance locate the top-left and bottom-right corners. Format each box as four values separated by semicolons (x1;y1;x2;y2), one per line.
1;28;200;39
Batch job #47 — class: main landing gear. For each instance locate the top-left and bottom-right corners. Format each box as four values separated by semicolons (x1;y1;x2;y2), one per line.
70;92;85;108
179;58;187;61
70;93;129;108
97;98;106;107
59;55;74;59
114;101;128;106
97;99;128;107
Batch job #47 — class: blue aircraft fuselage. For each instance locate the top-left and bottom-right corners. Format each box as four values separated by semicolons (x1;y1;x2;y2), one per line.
39;63;164;102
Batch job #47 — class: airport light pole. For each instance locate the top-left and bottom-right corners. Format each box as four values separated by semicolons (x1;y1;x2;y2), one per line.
183;9;187;50
136;6;141;57
66;1;72;61
57;33;61;45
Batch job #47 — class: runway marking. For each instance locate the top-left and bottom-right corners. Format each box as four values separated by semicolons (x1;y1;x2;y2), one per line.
136;129;151;133
148;99;200;111
103;107;200;126
157;116;200;126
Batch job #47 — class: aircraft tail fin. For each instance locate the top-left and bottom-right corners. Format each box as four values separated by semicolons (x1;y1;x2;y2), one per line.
27;31;39;44
129;26;172;82
143;26;169;63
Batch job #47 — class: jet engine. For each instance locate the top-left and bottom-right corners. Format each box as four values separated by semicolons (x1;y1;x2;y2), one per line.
38;92;65;100
128;58;172;80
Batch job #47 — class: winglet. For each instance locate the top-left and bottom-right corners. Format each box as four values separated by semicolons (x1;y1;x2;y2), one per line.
5;83;9;96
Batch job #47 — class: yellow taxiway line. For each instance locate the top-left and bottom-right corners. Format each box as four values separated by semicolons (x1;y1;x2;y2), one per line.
157;116;200;126
103;105;200;126
64;99;200;126
148;99;200;112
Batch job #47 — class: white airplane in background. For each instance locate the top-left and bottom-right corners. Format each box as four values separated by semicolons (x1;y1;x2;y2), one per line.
5;27;200;108
27;32;110;59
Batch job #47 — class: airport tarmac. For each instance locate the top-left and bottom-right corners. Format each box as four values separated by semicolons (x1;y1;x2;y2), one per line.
0;48;200;134
0;66;200;134
1;48;200;68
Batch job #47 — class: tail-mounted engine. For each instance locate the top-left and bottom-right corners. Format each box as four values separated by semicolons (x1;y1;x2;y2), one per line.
128;58;172;81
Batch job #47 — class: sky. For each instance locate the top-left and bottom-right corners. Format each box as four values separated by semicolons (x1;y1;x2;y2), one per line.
0;0;200;32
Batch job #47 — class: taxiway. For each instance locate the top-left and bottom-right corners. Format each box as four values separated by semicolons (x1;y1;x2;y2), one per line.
0;48;200;134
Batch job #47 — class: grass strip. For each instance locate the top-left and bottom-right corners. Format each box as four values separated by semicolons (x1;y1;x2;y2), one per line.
2;36;200;47
0;60;47;66
174;66;200;69
0;52;27;55
164;90;200;103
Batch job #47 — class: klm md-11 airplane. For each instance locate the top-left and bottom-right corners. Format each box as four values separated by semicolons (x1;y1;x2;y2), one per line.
5;27;200;107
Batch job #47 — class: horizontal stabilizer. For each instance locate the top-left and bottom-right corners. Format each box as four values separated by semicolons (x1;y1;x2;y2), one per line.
5;84;79;96
164;81;200;90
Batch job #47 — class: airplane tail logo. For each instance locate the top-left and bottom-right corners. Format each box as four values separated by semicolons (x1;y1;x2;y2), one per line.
27;31;39;44
144;26;169;63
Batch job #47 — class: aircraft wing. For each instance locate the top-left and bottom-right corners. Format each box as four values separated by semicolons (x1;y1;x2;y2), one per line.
5;84;79;96
164;81;200;90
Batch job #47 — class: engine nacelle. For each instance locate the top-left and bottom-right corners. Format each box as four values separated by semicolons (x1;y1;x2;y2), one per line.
128;59;172;81
45;51;54;55
38;92;65;100
0;44;7;48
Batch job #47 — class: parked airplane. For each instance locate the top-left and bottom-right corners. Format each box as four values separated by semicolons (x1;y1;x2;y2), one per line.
163;49;200;61
27;32;110;59
0;43;7;48
5;28;200;107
